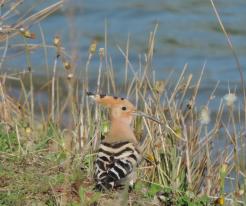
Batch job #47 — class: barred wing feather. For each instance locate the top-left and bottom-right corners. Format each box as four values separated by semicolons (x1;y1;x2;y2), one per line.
94;141;141;190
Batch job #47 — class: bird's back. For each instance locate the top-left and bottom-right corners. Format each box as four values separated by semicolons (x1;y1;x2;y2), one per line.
94;140;141;191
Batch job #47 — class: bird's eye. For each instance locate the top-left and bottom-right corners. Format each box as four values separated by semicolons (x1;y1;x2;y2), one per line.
121;106;127;111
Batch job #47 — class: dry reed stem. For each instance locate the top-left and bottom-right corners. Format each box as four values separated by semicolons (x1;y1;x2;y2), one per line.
210;0;246;128
181;116;192;188
0;37;8;70
0;1;64;42
38;23;49;76
51;54;59;122
124;33;130;90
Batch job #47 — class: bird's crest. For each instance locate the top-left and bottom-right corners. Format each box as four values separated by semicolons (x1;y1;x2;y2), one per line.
86;91;135;110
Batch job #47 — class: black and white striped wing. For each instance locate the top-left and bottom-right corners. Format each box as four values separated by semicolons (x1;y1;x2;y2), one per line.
94;141;140;190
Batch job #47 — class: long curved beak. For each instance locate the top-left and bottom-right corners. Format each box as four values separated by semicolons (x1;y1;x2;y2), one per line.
133;111;163;125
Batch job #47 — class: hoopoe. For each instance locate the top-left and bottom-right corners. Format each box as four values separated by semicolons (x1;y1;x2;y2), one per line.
87;92;142;191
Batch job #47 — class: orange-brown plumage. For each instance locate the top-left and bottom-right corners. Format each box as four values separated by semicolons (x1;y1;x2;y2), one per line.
87;92;137;144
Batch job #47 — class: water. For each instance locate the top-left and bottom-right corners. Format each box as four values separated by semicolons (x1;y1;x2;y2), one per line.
1;0;246;110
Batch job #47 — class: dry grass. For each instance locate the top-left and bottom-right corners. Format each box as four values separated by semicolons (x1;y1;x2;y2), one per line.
0;1;246;205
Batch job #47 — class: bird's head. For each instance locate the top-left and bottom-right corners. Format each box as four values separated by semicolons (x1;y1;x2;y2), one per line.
87;92;136;125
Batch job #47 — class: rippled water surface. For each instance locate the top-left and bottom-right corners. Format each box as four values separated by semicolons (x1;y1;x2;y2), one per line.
1;0;246;108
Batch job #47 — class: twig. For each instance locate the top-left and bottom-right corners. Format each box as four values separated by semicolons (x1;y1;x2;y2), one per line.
181;116;192;187
51;54;59;122
0;36;8;70
210;0;246;121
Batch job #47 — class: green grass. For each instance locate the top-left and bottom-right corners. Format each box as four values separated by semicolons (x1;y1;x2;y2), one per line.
0;125;60;205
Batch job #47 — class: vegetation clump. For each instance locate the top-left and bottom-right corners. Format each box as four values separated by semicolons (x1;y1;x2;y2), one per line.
1;0;246;205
